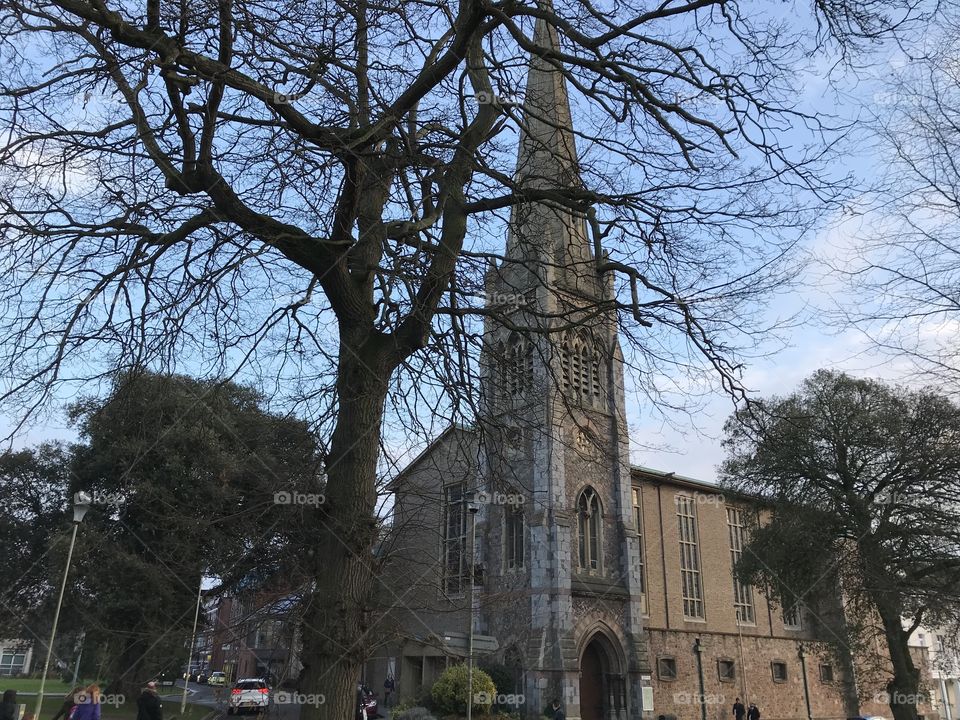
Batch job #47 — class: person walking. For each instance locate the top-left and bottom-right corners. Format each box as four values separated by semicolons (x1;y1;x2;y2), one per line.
733;697;746;720
50;687;82;720
70;685;101;720
0;690;19;720
747;702;761;720
136;682;163;720
549;699;565;720
382;676;395;708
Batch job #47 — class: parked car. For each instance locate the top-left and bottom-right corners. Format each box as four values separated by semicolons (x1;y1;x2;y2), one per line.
357;684;379;719
197;672;209;684
208;672;227;686
228;678;270;715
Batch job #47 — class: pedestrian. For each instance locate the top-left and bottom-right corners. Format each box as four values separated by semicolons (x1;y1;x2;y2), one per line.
382;676;395;708
136;682;163;720
0;690;18;720
747;703;761;720
70;685;101;720
549;699;565;720
51;687;82;720
733;697;746;720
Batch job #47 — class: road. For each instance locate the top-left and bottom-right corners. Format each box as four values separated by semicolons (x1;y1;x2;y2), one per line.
158;681;391;720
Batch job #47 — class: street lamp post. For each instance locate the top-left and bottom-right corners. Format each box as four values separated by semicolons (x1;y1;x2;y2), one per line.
798;644;813;720
181;576;204;715
465;492;480;720
694;638;707;720
35;493;91;720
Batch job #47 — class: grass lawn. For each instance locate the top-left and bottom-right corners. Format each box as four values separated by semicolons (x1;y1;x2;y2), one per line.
102;702;213;720
0;679;88;695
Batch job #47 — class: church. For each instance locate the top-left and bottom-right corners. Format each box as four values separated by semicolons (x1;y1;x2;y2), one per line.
368;13;936;720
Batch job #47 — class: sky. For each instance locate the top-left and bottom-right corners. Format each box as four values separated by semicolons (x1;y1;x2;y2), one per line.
0;1;947;488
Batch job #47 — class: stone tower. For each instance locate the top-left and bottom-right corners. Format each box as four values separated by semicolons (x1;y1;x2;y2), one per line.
476;9;652;720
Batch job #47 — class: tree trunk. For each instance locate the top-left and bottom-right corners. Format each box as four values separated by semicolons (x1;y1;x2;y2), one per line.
877;603;921;720
299;327;390;720
105;638;145;696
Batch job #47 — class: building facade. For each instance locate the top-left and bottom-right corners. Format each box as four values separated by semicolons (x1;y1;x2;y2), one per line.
0;640;32;677
368;10;941;720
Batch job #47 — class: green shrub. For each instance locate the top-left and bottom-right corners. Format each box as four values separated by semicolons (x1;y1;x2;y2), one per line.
430;664;496;716
393;698;416;715
477;662;515;695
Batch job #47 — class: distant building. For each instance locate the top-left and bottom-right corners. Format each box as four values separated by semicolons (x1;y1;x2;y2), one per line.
0;640;32;677
196;586;300;685
910;626;960;720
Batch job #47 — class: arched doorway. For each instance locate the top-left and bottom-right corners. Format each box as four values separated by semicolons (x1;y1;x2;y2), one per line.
580;639;606;720
579;632;625;720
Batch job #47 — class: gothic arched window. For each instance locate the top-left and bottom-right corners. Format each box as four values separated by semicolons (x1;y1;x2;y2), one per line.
577;486;602;571
558;332;605;408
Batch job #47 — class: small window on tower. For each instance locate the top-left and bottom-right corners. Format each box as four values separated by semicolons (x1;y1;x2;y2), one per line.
771;661;788;682
819;664;834;683
657;657;677;681
717;659;736;683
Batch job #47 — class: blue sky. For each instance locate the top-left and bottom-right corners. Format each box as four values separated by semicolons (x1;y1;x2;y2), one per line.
0;1;942;487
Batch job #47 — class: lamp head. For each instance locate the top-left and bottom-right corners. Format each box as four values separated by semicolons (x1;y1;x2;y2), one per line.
72;491;92;524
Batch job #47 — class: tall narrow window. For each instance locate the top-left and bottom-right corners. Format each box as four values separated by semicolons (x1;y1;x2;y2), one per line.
577;487;602;571
591;347;603;402
570;341;583;396
506;333;531;397
560;341;571;393
676;495;705;619
505;503;525;570
726;506;756;624
443;484;466;594
578;344;590;398
632;488;646;594
783;603;803;630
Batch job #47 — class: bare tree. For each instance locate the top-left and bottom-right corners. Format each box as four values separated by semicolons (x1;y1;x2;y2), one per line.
0;0;931;716
832;13;960;391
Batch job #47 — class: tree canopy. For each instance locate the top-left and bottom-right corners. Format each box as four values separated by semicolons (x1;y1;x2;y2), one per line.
0;371;322;690
721;369;960;720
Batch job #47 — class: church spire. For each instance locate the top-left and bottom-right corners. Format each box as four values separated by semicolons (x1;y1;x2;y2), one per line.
515;10;580;189
505;6;596;286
